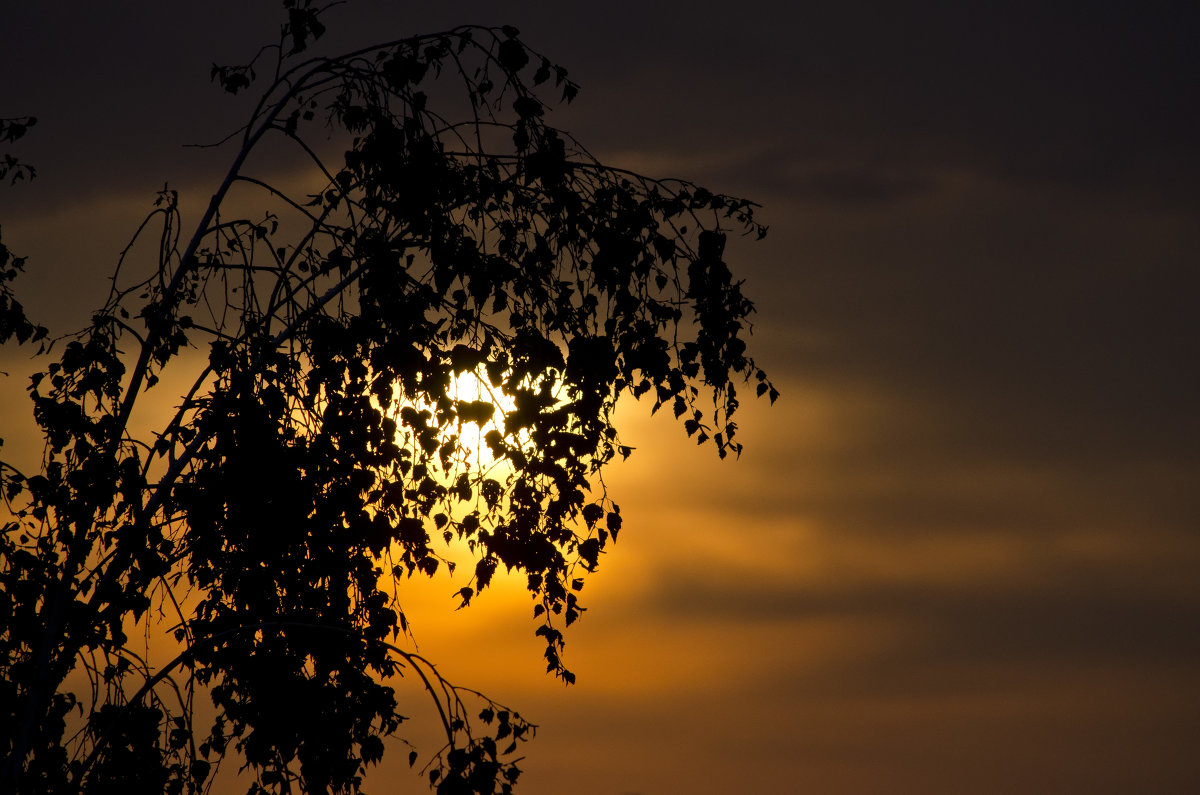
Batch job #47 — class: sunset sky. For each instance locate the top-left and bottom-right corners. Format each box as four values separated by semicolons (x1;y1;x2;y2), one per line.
2;2;1198;793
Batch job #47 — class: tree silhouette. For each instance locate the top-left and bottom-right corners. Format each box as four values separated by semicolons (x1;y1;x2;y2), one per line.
0;4;775;794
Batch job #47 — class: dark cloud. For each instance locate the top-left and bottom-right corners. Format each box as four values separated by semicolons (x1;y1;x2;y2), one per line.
739;177;1200;487
648;564;1200;666
7;1;1198;205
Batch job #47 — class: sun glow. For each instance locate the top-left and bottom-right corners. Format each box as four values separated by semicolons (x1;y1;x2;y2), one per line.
440;368;518;472
375;367;531;604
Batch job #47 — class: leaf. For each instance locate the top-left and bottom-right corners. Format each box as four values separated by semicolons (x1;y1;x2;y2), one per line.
513;96;543;119
581;503;603;528
498;38;529;72
287;7;326;54
577;538;600;569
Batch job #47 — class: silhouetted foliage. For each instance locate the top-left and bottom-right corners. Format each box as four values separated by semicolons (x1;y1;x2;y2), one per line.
0;115;38;185
0;4;775;793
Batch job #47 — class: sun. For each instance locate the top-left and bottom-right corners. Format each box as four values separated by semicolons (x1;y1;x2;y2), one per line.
442;368;515;472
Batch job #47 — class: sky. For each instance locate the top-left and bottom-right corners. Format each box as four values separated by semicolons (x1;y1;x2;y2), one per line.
2;1;1199;793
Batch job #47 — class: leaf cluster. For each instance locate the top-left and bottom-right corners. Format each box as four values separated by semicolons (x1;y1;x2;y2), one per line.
0;116;37;185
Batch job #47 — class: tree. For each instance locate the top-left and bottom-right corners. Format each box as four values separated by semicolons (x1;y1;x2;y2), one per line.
0;4;776;793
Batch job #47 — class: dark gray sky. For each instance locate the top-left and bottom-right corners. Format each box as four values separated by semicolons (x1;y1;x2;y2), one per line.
2;2;1198;793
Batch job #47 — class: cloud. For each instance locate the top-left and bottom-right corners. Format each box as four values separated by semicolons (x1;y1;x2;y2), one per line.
643;560;1200;666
